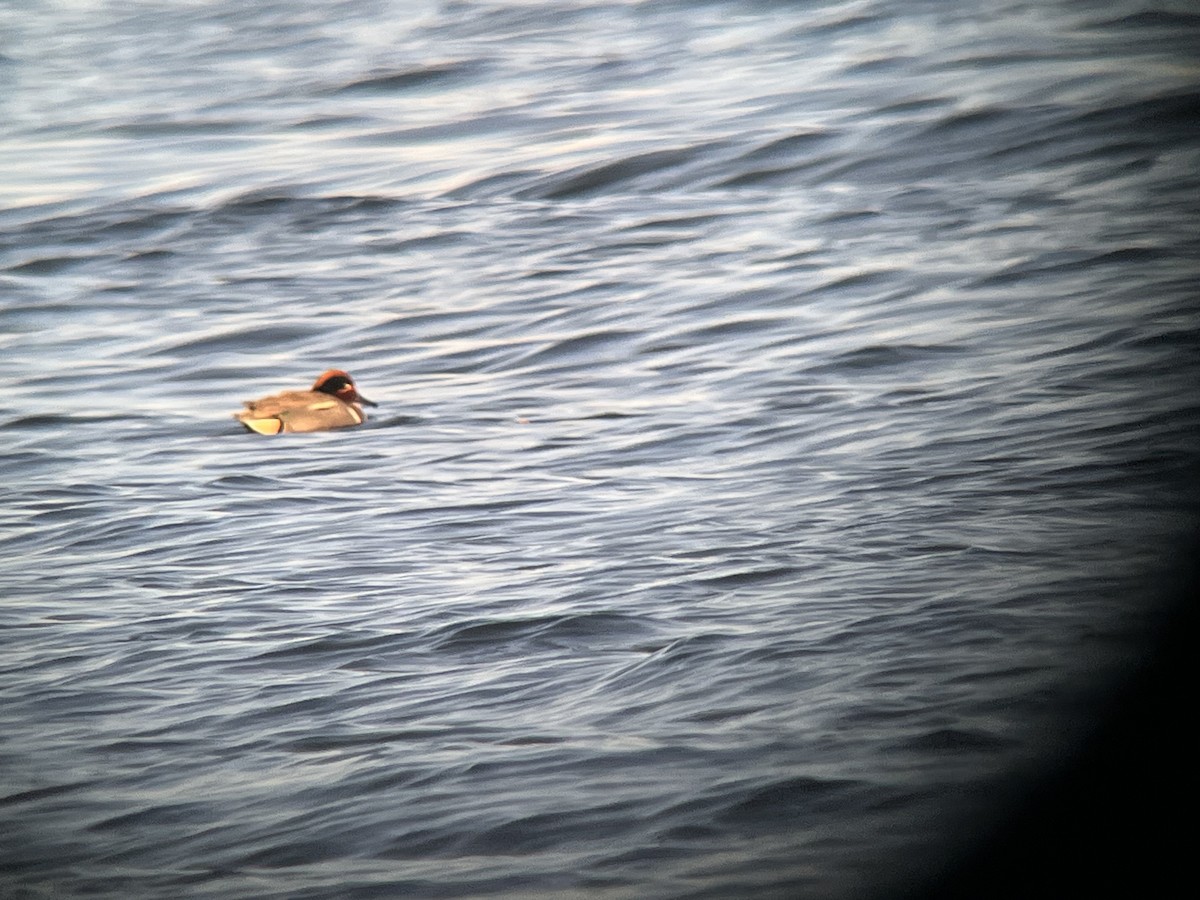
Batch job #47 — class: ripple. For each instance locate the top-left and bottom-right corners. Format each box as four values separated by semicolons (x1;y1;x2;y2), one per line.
332;61;485;95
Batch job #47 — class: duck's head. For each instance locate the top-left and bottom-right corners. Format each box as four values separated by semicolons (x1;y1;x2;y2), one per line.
312;369;377;407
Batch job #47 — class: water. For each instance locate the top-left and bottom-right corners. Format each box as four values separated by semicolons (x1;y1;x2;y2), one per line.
2;1;1198;897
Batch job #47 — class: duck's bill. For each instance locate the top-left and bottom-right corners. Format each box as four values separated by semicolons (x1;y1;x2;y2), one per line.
359;396;378;407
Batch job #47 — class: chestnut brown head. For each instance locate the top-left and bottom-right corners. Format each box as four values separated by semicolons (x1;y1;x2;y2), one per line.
311;370;377;407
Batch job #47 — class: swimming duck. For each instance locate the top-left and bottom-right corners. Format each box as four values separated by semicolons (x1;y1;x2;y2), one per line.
234;370;377;434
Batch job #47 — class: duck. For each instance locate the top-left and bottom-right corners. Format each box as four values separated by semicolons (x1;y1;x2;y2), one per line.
234;370;377;434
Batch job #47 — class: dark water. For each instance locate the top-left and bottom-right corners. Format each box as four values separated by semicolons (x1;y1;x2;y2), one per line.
2;1;1198;897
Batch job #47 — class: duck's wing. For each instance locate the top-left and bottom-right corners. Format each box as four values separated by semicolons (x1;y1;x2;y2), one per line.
238;390;328;417
235;390;361;433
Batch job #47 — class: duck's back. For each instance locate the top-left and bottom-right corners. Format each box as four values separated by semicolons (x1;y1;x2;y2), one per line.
240;390;328;417
236;390;364;433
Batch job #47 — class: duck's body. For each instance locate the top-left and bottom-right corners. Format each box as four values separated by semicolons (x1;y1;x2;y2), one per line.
235;370;376;434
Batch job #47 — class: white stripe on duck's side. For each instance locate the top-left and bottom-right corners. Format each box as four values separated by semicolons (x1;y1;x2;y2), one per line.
234;370;376;434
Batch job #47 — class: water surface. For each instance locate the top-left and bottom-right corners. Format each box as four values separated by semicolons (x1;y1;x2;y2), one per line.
2;2;1198;897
